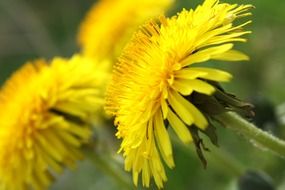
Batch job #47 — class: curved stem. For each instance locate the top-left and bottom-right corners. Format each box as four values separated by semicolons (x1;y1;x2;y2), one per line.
215;112;285;158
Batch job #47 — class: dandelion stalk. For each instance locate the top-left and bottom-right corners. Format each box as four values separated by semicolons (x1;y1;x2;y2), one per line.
215;112;285;158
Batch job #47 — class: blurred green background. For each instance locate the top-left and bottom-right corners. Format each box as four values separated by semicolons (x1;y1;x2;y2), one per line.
0;0;285;189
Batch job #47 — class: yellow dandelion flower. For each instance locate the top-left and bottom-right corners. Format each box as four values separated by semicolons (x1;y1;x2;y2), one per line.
0;54;108;190
77;0;174;59
105;0;252;188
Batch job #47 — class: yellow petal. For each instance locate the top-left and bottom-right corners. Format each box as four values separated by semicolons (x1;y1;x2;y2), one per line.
34;145;63;173
185;67;232;82
55;129;81;147
212;50;249;61
168;90;194;125
171;91;208;129
66;124;91;139
36;133;62;162
133;171;139;186
205;31;251;47
167;109;192;143
154;110;174;168
172;79;194;96
142;161;150;187
143;119;154;158
133;146;144;172
161;98;168;119
174;79;215;95
175;69;207;79
181;43;234;66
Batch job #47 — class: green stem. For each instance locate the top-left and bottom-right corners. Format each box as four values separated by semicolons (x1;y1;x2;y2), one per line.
215;112;285;158
85;150;133;190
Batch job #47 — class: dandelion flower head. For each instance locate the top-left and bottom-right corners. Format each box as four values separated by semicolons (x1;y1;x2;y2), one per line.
105;0;252;188
0;55;108;190
78;0;174;59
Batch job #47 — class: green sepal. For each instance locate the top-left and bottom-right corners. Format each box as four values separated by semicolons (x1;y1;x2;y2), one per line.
199;122;219;147
214;87;255;119
189;92;227;115
189;127;209;168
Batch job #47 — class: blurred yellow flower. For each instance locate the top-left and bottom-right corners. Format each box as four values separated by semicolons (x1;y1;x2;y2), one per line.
105;0;252;188
0;55;108;190
77;0;174;60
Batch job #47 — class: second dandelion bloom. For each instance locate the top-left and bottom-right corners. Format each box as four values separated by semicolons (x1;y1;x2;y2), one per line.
0;55;108;190
78;0;174;60
105;0;253;188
